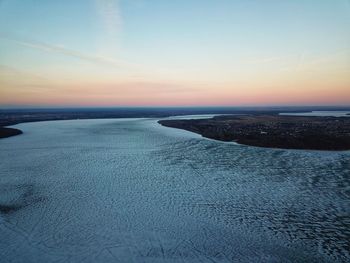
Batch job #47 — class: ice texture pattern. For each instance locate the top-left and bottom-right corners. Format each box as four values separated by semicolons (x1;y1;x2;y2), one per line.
0;118;349;263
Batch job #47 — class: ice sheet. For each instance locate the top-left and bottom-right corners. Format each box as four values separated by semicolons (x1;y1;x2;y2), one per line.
0;118;349;262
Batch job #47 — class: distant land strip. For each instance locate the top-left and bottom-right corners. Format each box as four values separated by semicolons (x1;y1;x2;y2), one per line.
0;108;314;140
1;108;350;150
158;115;350;151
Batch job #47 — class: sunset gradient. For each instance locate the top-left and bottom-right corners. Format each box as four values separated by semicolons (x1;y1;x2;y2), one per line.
0;0;349;107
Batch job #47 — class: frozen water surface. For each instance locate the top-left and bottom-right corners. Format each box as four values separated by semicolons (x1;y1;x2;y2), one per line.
0;118;349;263
279;111;350;117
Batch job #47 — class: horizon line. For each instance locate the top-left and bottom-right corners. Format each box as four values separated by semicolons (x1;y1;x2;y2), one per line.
1;105;350;111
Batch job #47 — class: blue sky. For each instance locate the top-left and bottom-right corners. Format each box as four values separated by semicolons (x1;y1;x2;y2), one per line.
0;0;349;106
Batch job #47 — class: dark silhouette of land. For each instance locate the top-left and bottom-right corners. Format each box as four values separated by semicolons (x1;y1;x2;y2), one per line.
159;115;350;150
1;107;350;150
0;106;321;139
0;127;22;139
1;107;252;139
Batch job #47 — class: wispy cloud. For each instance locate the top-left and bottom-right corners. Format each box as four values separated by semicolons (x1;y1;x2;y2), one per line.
0;33;179;81
0;64;48;81
0;34;136;69
243;48;350;72
285;49;350;72
96;0;122;36
244;55;292;65
95;0;122;55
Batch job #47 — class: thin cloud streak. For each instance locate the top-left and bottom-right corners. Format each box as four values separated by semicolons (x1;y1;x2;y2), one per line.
0;34;180;82
244;55;292;64
95;0;122;55
0;34;138;69
96;0;122;36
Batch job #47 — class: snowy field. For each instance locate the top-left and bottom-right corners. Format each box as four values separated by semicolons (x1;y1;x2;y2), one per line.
0;118;349;262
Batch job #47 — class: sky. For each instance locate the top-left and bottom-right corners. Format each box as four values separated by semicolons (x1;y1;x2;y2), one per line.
0;0;349;107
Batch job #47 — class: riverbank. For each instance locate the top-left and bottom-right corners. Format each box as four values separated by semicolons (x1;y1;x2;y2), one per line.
0;127;23;139
158;115;350;151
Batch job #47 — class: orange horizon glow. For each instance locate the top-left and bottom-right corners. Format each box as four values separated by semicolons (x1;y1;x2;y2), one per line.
1;1;349;107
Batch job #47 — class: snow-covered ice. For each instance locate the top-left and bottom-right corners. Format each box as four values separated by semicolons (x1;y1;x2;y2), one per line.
279;111;350;117
0;118;349;262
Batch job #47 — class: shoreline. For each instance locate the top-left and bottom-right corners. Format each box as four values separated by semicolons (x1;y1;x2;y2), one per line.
2;111;350;151
0;127;23;139
158;115;350;151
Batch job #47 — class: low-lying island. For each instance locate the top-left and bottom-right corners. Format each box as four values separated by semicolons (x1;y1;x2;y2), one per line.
159;115;350;150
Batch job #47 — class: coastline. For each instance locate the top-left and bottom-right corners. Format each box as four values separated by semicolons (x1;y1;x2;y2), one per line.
2;110;350;150
158;115;350;151
0;127;23;139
